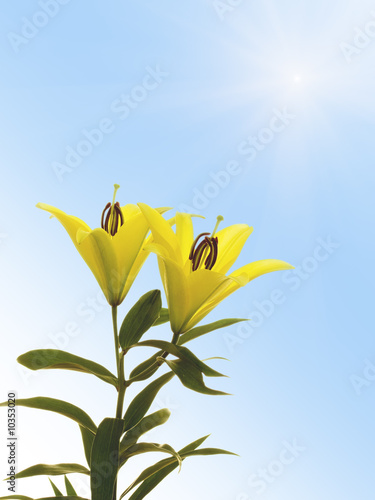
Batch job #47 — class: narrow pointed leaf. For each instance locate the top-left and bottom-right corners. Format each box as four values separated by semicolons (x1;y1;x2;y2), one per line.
152;308;169;326
0;398;97;434
126;439;234;500
49;478;63;496
128;350;163;382
17;350;117;388
120;442;181;470
178;318;247;345
184;447;237;457
91;418;124;500
123;372;174;432
179;435;210;454
119;457;175;499
79;425;95;467
0;498;89;500
0;497;34;500
161;358;229;396
135;340;226;377
120;435;210;498
64;476;77;495
37;498;89;500
12;464;89;480
119;290;161;350
120;409;171;450
128;461;177;500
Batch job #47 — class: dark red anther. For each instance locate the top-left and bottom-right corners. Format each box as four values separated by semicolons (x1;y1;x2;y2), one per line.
189;234;219;271
101;201;124;236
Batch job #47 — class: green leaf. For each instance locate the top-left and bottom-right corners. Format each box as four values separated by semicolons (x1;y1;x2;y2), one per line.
123;372;174;432
17;350;117;388
79;425;95;467
0;398;97;435
49;478;63;496
12;464;89;480
135;340;226;377
152;308;169;326
0;497;34;500
184;447;238;457
90;418;124;500
128;350;164;382
64;476;77;495
120;442;181;470
179;434;210;454
120;409;171;450
36;498;89;500
161;358;229;396
119;290;161;350
178;318;247;345
0;497;89;500
121;435;210;499
129;443;235;500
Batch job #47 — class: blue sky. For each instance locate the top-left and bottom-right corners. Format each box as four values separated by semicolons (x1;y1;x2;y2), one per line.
0;1;374;499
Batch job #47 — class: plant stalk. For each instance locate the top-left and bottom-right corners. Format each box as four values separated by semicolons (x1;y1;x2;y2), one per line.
112;305;126;500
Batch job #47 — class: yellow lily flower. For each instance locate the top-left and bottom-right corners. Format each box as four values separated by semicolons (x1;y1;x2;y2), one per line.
37;185;169;306
138;203;294;335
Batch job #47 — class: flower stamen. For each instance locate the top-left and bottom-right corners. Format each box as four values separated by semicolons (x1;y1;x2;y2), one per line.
189;215;223;271
101;184;124;236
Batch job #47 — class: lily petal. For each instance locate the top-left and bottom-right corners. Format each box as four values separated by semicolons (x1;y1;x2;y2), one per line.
112;211;153;300
36;203;91;244
146;242;190;334
214;224;253;275
138;203;182;264
176;212;195;263
76;227;119;305
181;269;233;333
184;259;294;331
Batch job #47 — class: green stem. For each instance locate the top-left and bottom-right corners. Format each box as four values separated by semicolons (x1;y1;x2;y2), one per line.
111;306;126;500
112;306;126;418
127;331;180;385
112;306;120;376
116;352;126;419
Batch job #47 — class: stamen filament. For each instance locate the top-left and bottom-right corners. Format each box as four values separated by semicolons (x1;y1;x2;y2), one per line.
211;215;224;238
189;216;223;272
109;184;120;235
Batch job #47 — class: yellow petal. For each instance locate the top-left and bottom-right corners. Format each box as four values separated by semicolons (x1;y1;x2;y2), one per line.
120;203;141;221
37;203;121;302
138;203;182;263
112;211;151;299
184;259;294;331
76;227;119;305
180;269;233;332
117;211;175;303
146;243;190;334
36;203;91;245
230;259;294;284
176;212;195;263
214;224;253;274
